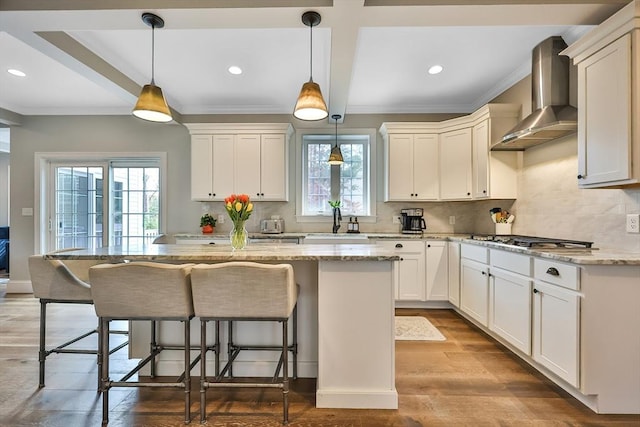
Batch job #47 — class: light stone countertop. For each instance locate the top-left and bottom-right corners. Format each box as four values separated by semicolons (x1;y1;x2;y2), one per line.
44;243;400;262
169;233;640;265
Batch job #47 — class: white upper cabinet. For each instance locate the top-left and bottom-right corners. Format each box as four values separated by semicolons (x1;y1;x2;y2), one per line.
440;128;473;200
562;1;640;188
186;123;292;201
380;103;520;202
384;133;439;201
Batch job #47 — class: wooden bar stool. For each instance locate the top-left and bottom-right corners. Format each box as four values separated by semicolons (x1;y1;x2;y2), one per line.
28;253;128;389
89;262;196;426
190;262;298;425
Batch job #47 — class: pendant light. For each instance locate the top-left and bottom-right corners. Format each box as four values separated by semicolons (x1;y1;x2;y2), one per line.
328;114;344;165
293;11;328;121
132;12;172;123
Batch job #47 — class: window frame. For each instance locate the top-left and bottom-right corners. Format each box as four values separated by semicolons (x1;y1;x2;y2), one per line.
34;152;167;253
295;128;377;223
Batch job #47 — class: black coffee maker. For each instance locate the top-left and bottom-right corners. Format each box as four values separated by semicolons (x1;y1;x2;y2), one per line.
400;208;426;234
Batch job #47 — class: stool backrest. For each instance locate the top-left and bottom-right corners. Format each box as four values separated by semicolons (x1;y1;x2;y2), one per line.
28;255;94;301
191;262;296;319
89;262;194;319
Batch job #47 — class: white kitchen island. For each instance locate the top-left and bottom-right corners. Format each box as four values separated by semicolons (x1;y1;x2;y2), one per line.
45;243;400;410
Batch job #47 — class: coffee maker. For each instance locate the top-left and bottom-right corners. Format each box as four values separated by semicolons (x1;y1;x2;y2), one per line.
400;208;426;234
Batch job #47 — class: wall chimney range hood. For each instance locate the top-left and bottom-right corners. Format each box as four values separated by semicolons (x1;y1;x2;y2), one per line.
492;36;577;151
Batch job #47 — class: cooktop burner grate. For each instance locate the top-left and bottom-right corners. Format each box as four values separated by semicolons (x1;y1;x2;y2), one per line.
469;234;594;249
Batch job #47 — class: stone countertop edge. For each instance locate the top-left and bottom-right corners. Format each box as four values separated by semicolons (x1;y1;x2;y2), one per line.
165;233;640;264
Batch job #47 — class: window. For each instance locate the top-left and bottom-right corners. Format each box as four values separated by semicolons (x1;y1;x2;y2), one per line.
39;154;165;252
299;130;376;219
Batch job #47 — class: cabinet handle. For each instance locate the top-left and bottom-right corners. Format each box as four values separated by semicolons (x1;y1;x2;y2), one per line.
212;193;216;197
415;193;418;197
208;242;216;245
427;244;431;248
261;193;264;196
577;174;584;179
257;193;260;196
400;257;404;261
533;288;539;294
395;243;403;248
467;192;471;196
546;267;560;276
483;190;487;194
481;271;486;275
208;193;212;196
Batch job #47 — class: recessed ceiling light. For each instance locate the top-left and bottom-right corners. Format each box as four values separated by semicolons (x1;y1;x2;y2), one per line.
428;65;443;75
228;66;242;75
7;68;26;77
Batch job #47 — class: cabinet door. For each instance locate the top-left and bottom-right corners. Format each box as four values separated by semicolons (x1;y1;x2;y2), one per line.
425;241;448;301
191;135;214;200
460;258;489;326
490;269;532;354
234;134;261;197
440;128;472;200
413;134;439;200
211;135;235;200
532;281;580;387
448;242;460;307
386;134;415;200
260;134;288;201
472;120;490;198
578;34;632;186
397;252;426;301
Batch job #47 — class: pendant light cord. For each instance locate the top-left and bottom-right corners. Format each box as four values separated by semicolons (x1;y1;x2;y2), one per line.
309;21;313;82
150;23;156;85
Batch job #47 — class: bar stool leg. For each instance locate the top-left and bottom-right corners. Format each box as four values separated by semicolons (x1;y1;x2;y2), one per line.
184;320;191;424
150;320;157;378
101;318;110;426
200;319;207;424
228;321;234;378
97;318;103;392
214;320;220;377
292;305;298;380
38;301;47;388
283;319;289;425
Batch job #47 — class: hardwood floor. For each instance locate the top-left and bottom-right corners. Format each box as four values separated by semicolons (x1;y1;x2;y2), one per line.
1;284;638;426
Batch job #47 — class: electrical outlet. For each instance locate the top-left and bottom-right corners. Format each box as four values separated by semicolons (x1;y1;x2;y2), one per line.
449;216;456;225
217;214;225;224
392;215;401;224
626;213;640;233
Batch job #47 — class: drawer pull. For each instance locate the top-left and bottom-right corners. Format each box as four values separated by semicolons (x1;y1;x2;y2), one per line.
546;267;560;276
395;243;403;248
209;242;216;245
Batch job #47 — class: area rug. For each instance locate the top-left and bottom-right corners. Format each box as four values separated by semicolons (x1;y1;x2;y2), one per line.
395;316;446;341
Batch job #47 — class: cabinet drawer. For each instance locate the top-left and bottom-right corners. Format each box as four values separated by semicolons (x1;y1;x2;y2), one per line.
377;240;425;253
461;244;488;264
490;250;531;276
534;259;579;290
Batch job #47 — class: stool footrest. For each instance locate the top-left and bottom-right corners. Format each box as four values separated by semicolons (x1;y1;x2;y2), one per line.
203;381;284;389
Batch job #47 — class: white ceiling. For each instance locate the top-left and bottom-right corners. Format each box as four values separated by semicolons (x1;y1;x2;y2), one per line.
0;1;628;124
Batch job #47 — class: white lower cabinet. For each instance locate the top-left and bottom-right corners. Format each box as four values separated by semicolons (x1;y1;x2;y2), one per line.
532;280;581;388
489;268;532;354
377;240;426;301
447;242;461;307
460;258;489;326
425;241;448;301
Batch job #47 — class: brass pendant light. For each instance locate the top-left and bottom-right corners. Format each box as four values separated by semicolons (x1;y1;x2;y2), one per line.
293;11;328;121
328;114;344;165
132;12;172;123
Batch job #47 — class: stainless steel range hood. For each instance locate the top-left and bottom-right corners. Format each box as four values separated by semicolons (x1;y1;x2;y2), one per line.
492;36;577;151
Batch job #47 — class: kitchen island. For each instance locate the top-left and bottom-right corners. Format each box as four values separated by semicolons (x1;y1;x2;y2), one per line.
45;243;400;410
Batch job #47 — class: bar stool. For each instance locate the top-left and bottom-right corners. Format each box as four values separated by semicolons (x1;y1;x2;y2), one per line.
28;253;128;389
190;262;298;425
89;262;196;426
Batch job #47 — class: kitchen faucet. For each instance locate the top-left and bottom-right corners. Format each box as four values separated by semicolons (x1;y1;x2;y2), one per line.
332;207;342;234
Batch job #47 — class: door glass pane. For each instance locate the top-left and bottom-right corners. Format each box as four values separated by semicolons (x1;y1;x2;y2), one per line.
112;167;159;246
54;166;104;250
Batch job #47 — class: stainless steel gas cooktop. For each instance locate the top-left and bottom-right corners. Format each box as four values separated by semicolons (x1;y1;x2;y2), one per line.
468;234;594;250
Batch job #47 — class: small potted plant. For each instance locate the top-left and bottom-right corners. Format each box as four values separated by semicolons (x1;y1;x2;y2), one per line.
200;213;217;234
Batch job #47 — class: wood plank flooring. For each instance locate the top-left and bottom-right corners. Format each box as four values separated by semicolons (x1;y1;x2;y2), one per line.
1;285;638;426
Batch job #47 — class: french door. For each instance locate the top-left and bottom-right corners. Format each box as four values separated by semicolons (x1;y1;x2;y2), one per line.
47;160;161;251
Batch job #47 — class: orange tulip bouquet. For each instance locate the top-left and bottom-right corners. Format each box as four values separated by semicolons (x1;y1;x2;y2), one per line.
225;194;253;249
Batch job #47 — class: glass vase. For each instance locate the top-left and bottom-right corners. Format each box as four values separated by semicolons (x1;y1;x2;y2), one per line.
229;222;248;250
